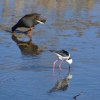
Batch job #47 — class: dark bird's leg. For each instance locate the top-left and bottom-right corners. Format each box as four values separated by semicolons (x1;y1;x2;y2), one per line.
25;27;32;33
25;27;32;36
26;27;33;41
58;60;63;71
53;59;58;73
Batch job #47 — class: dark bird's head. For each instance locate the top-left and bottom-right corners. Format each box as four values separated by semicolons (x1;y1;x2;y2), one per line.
35;14;47;24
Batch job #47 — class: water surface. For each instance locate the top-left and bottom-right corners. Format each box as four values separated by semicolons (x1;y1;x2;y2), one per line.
0;0;100;100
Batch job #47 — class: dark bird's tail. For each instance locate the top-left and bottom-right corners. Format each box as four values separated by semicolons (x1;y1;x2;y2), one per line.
12;24;18;32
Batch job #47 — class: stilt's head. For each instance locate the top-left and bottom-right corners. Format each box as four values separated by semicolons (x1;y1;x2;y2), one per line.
66;57;73;64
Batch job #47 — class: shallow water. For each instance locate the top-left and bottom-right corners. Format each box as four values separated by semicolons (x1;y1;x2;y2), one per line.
0;0;100;100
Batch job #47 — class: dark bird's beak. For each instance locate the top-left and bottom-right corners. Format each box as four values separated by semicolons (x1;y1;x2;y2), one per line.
37;20;45;24
36;15;47;24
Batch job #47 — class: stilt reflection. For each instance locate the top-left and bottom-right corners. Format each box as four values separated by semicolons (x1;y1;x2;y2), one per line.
49;66;72;93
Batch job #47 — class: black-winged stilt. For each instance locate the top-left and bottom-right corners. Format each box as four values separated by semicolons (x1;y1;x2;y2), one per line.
50;50;73;73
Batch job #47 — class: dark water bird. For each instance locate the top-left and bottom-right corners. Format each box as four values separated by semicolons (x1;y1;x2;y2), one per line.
11;34;42;55
11;13;47;40
49;66;72;93
50;50;73;73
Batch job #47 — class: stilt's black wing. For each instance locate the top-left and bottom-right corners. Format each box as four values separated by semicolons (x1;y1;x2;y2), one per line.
62;50;69;56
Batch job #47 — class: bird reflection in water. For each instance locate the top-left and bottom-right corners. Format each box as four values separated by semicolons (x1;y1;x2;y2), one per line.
11;34;42;55
49;66;72;93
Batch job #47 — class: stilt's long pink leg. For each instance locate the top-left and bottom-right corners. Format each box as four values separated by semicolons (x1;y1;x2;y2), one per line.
58;60;63;71
52;73;58;82
52;60;58;73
